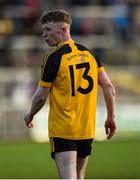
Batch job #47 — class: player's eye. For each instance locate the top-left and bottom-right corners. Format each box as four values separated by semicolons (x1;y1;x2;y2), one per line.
45;27;52;31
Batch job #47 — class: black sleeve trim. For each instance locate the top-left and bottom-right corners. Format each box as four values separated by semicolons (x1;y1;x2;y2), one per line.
93;54;103;68
41;45;72;83
41;51;61;82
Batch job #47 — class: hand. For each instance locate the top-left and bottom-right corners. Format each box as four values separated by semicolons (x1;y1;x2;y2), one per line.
24;112;33;128
105;117;116;140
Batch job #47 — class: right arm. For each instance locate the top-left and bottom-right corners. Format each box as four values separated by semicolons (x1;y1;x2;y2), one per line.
24;50;60;128
24;86;50;128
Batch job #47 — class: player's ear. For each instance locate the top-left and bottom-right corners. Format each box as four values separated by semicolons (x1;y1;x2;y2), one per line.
62;27;67;34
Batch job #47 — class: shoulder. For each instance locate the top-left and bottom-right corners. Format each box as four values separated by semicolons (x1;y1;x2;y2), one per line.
74;42;91;52
42;45;72;73
47;44;72;61
91;50;103;68
74;42;96;59
74;42;103;67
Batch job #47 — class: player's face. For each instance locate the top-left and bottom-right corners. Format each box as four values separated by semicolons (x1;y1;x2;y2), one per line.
42;22;64;46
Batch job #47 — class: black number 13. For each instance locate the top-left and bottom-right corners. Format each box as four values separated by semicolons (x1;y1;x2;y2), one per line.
69;62;94;96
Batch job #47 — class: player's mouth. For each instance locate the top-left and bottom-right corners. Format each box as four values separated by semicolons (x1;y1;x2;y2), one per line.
44;39;55;46
44;39;49;43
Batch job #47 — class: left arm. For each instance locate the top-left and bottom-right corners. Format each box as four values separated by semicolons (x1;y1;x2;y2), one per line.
24;86;50;128
98;71;116;139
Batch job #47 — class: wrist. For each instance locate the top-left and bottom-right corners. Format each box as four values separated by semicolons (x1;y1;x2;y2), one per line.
28;112;34;119
107;114;115;119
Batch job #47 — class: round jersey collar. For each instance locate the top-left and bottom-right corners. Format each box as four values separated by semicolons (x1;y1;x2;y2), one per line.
58;39;74;47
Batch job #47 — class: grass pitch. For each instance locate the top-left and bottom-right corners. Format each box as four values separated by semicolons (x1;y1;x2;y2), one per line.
0;140;140;179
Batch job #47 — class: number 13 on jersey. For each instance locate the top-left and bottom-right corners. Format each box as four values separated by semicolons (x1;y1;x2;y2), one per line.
69;62;94;96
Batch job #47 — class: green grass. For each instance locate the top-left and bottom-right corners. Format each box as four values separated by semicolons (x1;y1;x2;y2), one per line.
0;140;140;179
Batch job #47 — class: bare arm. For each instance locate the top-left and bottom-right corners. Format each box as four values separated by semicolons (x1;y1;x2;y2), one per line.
98;71;116;139
24;86;50;128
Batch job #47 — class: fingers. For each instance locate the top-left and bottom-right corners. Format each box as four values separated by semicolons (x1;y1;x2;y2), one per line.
106;127;116;140
105;126;109;136
25;120;33;128
27;122;33;128
24;113;33;128
105;120;116;140
24;120;33;128
107;129;115;139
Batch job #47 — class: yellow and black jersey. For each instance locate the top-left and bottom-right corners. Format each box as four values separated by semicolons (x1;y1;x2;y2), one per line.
39;40;105;139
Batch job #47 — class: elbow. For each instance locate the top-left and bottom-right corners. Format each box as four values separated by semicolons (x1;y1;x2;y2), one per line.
39;95;47;102
112;85;115;96
103;83;116;97
108;83;116;97
35;94;47;103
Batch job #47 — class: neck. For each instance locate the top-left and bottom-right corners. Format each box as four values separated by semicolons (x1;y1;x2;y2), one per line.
58;33;72;46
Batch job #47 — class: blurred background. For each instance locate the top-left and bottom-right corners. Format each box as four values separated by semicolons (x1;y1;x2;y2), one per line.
0;0;140;179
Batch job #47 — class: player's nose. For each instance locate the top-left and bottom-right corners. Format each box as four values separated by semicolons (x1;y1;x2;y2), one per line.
42;31;48;38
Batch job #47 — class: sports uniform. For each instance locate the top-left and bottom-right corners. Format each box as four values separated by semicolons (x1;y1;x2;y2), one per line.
39;39;104;139
39;39;105;157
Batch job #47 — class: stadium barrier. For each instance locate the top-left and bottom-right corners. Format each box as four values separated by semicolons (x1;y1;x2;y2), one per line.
0;67;139;141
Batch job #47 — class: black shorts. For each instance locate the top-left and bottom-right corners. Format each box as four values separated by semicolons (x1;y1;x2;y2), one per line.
50;137;93;159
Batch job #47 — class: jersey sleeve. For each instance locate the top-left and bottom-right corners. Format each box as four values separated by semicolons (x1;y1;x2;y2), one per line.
92;51;105;73
96;56;105;73
38;52;61;88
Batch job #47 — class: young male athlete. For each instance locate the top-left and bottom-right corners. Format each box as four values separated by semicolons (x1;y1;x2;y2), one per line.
24;10;116;179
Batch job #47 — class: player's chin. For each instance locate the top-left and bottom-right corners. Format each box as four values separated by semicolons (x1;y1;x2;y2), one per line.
48;43;56;47
45;40;55;46
47;41;58;47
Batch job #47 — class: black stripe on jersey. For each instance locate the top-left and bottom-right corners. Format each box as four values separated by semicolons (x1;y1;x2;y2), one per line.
74;43;89;52
92;53;103;68
74;43;103;68
41;44;72;82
